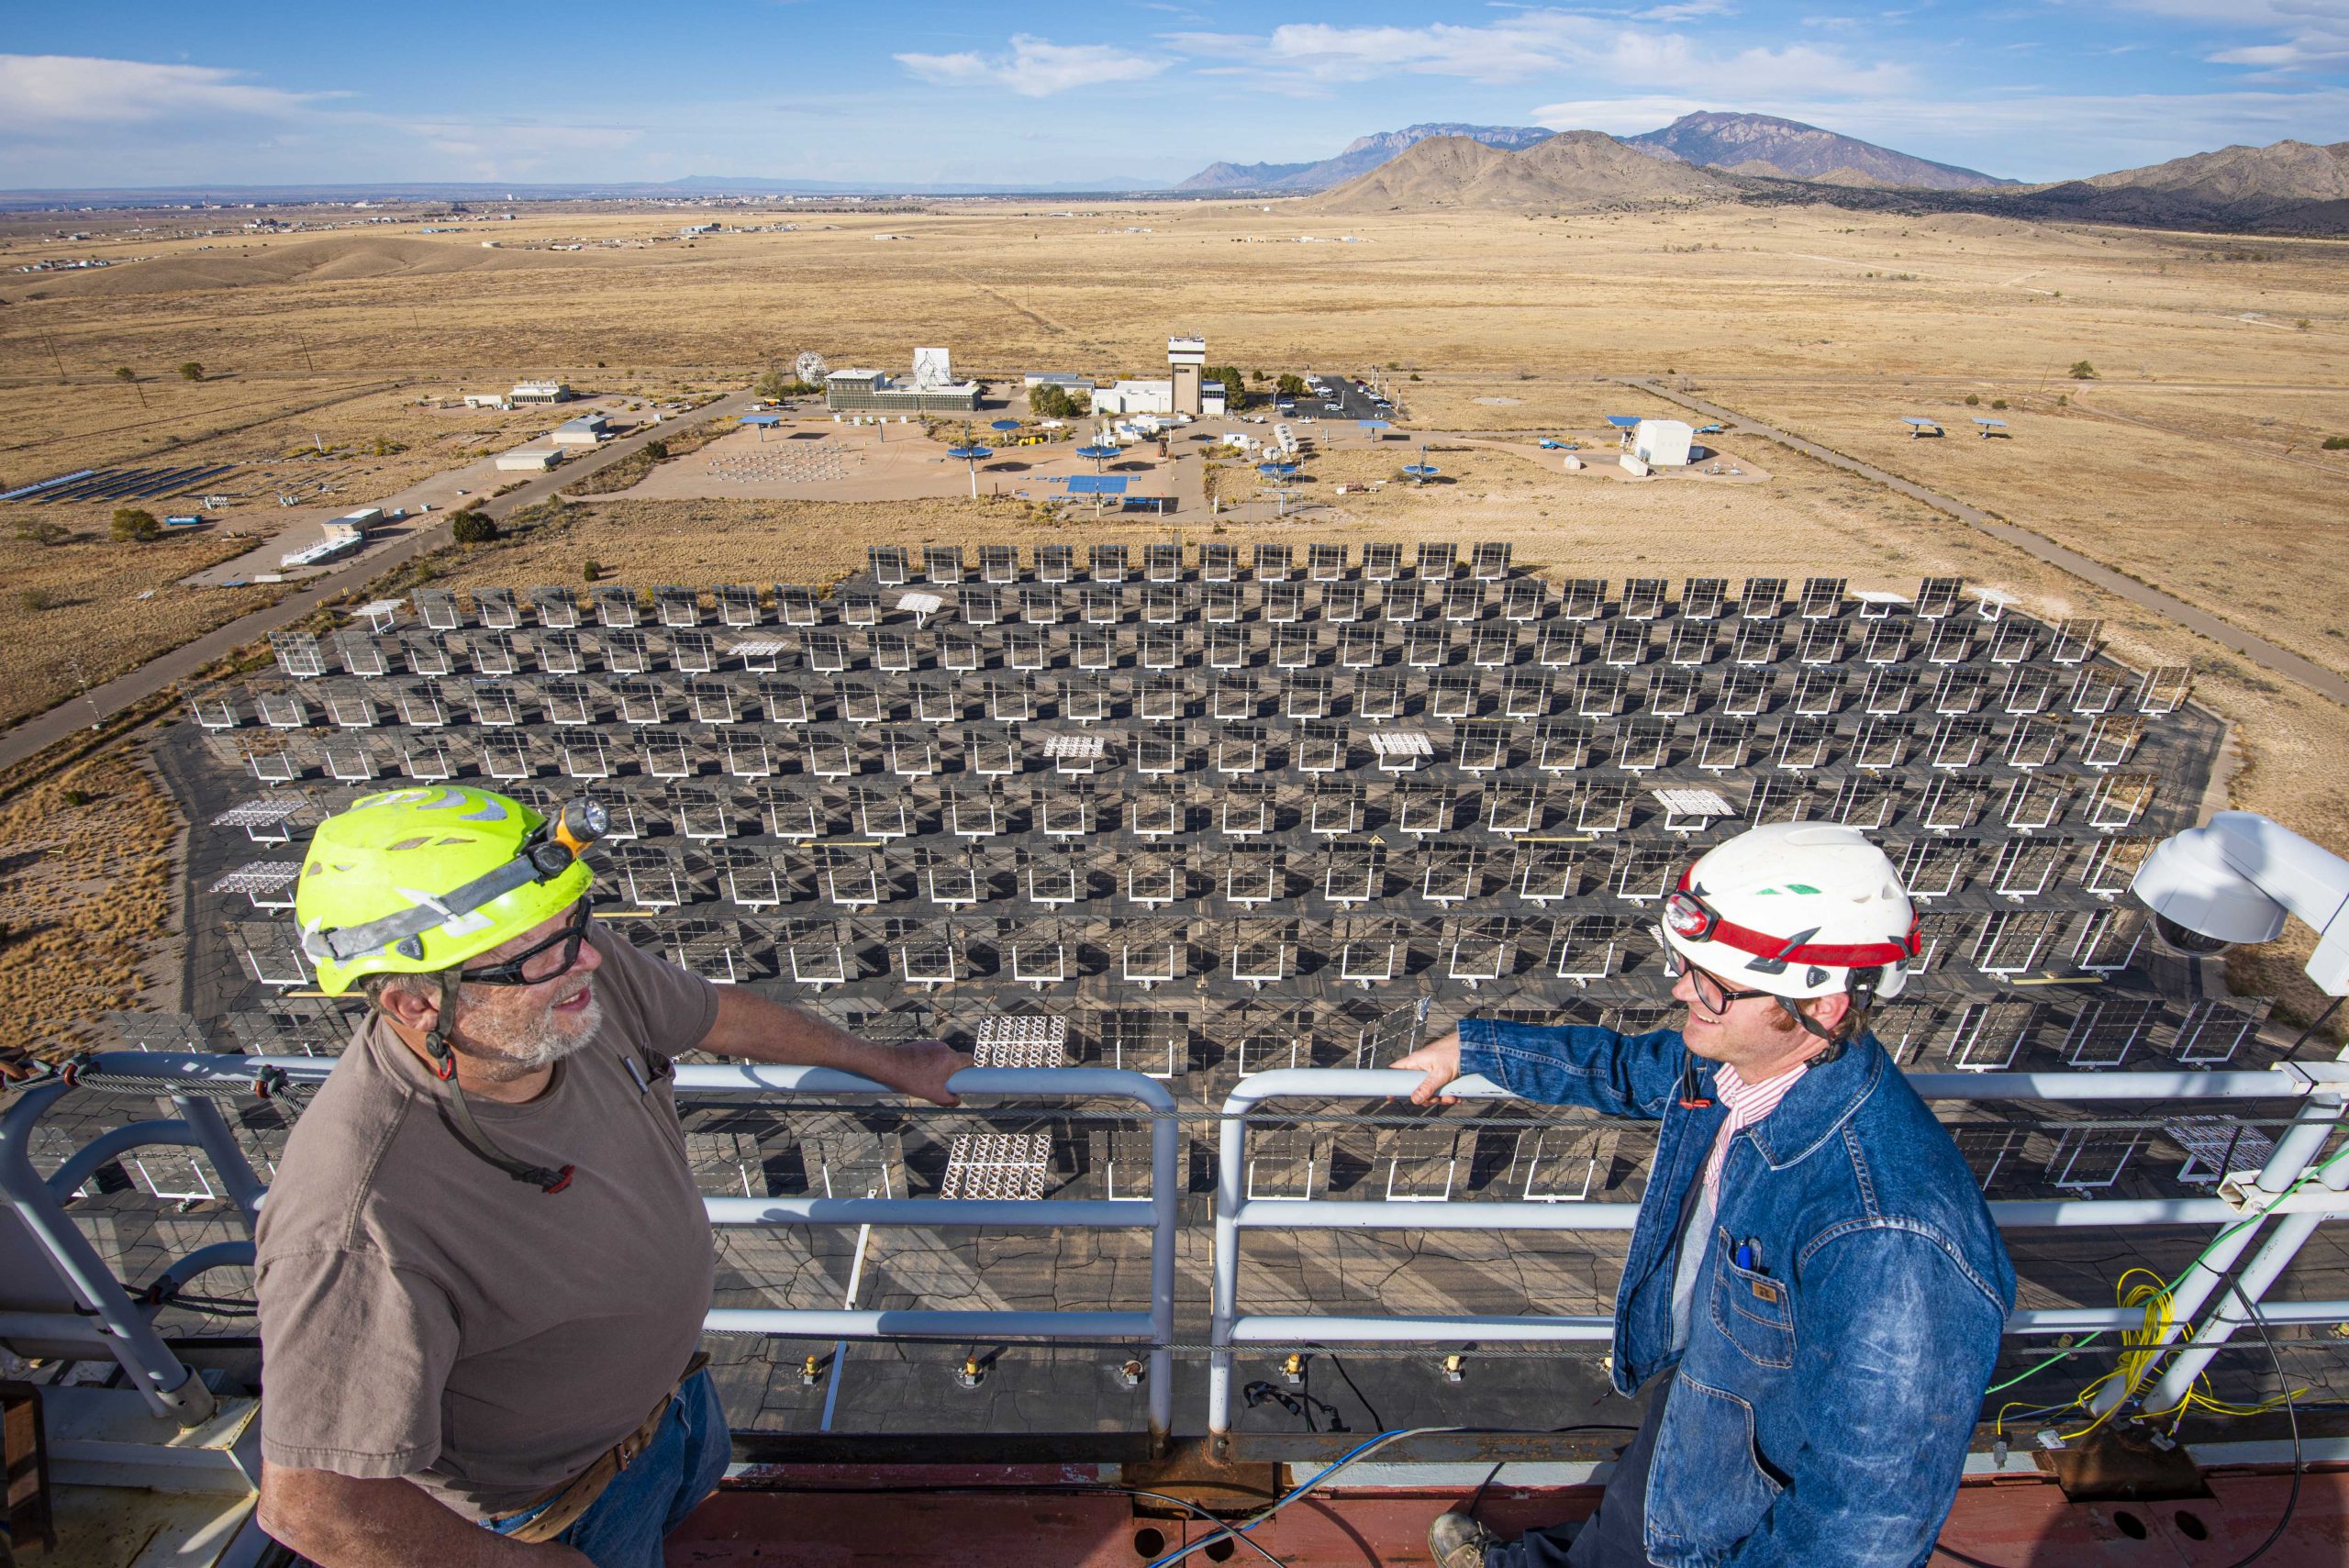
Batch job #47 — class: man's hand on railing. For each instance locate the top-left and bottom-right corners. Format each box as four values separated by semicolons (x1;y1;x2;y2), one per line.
1393;1031;1465;1106
867;1039;971;1107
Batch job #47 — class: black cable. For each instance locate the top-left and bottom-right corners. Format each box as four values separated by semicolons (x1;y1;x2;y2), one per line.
2214;1283;2299;1568
2280;995;2343;1063
1937;1282;2305;1568
1319;1351;1386;1431
1116;1488;1292;1568
1464;1425;1642;1524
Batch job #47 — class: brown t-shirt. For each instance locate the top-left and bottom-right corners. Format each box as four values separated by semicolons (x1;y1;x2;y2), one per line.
254;924;719;1520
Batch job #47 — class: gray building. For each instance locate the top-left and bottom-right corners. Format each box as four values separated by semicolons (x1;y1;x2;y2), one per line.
825;369;982;414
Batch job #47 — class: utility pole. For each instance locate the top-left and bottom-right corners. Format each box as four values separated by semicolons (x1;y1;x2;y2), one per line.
68;654;103;732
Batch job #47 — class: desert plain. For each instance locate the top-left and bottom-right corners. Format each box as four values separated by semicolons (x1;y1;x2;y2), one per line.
2;194;2345;1035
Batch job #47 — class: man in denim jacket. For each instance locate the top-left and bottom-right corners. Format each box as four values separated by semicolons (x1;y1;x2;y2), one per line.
1406;824;2014;1568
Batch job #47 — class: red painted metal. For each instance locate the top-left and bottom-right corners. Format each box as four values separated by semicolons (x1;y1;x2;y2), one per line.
663;1465;2349;1566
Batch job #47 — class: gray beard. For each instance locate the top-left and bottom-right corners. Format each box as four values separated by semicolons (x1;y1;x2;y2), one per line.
497;992;606;1073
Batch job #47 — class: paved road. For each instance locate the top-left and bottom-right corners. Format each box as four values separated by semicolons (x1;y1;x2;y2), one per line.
1616;377;2349;709
0;389;757;773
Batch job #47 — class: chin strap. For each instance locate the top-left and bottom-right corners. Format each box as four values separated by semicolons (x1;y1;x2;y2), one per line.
1775;963;1886;1067
417;971;576;1195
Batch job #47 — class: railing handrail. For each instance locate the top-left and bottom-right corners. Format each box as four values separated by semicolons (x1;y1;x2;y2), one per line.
1208;1065;2349;1435
3;1053;1180;1443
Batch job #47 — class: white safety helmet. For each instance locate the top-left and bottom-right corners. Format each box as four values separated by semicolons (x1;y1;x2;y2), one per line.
1658;822;1920;1009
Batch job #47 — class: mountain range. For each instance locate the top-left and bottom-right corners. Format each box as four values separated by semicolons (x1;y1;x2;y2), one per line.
1252;119;2349;236
1182;113;2009;194
1173;124;1557;195
1306;131;1725;213
1621;112;2011;190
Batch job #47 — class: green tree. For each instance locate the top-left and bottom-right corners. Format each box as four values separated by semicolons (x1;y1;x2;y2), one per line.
754;365;793;401
2069;360;2099;380
178;361;204;381
582;558;602;583
111;507;160;542
450;511;500;545
643;439;670;461
1030;384;1091;419
1275;373;1308;398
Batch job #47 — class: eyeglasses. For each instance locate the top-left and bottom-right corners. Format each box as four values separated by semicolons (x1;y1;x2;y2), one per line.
1658;938;1773;1017
459;898;595;987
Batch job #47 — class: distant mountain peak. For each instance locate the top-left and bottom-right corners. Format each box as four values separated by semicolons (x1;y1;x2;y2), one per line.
1306;129;1728;214
1174;123;1553;193
1624;112;2012;191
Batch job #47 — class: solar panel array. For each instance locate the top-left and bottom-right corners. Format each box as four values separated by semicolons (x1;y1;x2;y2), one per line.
1;464;241;505
164;542;2260;1206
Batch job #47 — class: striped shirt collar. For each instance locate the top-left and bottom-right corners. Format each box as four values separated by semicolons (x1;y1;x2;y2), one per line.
1703;1059;1809;1191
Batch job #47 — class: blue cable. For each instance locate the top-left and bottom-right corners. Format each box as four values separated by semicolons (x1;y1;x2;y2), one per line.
1141;1427;1452;1568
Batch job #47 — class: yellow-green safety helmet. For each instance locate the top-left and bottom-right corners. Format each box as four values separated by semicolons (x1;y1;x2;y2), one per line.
295;785;603;995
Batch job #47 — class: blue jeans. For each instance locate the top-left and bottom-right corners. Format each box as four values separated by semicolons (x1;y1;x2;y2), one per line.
1489;1375;1671;1568
484;1371;729;1568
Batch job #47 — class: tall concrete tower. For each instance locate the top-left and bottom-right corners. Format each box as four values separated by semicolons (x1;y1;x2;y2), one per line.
1167;336;1206;417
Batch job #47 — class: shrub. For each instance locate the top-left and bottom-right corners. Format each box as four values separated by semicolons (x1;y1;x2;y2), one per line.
1408;372;1421;381
14;520;69;546
178;361;204;381
2057;395;2069;406
17;587;56;612
582;558;602;583
1964;394;1980;406
450;511;500;545
60;788;90;807
110;508;161;542
113;366;135;383
1991;399;2009;410
2069;361;2098;380
2324;436;2349;450
643;439;669;461
1030;384;1091;419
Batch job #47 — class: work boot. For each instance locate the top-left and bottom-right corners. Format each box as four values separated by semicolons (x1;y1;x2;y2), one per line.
1430;1510;1498;1568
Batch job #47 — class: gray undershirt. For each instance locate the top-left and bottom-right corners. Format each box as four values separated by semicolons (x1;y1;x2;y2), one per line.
1668;1177;1718;1353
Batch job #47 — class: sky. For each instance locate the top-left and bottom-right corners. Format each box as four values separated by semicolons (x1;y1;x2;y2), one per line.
0;0;2343;191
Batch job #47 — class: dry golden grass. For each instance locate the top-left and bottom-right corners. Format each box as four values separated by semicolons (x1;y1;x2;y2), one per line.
0;750;182;1051
0;530;280;728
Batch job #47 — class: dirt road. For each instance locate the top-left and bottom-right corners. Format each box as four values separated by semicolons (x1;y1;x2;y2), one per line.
0;390;758;773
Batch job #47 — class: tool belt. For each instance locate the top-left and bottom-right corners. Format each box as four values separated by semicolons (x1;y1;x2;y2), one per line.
490;1351;711;1544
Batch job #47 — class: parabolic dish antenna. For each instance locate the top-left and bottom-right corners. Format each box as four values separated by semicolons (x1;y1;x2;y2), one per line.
795;350;828;385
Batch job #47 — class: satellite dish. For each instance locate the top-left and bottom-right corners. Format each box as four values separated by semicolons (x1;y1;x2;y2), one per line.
795;350;828;385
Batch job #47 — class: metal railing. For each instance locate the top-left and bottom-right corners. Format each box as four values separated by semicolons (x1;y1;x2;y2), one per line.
13;1052;2349;1443
0;1054;1178;1442
1208;1064;2349;1434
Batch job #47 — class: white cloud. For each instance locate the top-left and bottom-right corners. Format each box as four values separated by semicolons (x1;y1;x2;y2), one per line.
896;35;1168;96
0;53;340;132
2099;0;2349;72
1163;12;1909;96
1529;95;1720;133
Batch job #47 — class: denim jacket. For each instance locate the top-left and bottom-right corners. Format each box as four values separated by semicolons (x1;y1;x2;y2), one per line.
1458;1019;2014;1568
